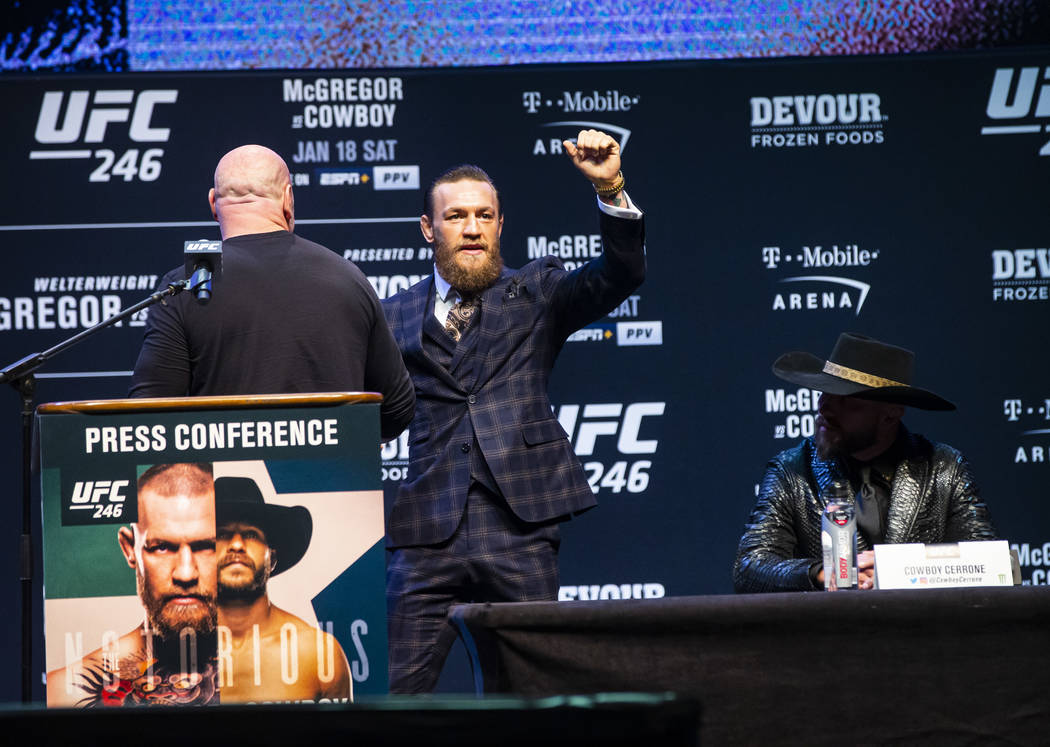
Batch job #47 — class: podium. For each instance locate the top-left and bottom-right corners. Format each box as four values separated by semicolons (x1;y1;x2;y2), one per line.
37;393;387;705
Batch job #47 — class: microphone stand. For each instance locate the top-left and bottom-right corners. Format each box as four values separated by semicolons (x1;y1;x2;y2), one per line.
0;277;194;703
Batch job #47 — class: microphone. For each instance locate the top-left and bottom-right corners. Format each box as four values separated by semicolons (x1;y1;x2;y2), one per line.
183;240;223;305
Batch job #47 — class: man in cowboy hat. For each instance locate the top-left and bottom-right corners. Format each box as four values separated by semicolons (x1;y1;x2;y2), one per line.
733;332;998;593
214;476;351;701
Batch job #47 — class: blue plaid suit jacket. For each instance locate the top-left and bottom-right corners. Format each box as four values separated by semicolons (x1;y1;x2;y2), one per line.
382;210;645;548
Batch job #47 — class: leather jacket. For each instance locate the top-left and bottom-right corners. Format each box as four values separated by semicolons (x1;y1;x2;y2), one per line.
732;427;999;593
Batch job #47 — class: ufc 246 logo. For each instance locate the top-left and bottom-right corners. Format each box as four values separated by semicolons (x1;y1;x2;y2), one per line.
556;402;665;496
35;90;178;144
31;89;178;183
62;479;132;525
557;402;664;456
982;67;1050;156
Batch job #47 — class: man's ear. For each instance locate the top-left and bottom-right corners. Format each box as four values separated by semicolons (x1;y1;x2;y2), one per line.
420;214;434;242
269;548;278;572
417;213;434;242
497;213;504;237
283;184;295;229
208;188;218;221
118;526;137;569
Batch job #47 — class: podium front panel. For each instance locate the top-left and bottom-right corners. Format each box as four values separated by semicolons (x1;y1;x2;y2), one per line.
38;397;386;705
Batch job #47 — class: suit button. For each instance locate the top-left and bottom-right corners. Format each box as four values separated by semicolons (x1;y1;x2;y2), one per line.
461;442;471;453
467;394;476;404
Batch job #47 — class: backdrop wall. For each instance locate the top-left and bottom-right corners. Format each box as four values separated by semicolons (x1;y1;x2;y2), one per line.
1;47;1048;698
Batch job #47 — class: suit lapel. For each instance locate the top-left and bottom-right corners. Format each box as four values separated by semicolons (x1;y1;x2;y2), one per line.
467;270;518;387
402;278;461;391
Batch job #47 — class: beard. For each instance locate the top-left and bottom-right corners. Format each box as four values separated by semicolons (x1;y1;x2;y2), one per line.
217;552;270;603
814;415;880;461
433;234;503;294
138;573;216;639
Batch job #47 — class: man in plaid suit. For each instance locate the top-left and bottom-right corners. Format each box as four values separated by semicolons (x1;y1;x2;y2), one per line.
381;130;645;692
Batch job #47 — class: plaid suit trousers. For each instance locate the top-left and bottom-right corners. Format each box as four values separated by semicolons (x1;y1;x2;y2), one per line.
386;479;560;694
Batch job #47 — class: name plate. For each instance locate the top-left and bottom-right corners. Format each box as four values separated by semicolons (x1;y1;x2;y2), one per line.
874;540;1014;590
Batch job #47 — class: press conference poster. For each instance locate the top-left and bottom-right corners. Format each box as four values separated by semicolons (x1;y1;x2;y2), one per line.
39;402;387;705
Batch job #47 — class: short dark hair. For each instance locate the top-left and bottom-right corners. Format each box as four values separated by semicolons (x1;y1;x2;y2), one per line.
423;164;502;221
138;463;213;497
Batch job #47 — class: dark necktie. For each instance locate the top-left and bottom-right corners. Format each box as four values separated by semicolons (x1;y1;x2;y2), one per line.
854;465;884;544
444;294;478;342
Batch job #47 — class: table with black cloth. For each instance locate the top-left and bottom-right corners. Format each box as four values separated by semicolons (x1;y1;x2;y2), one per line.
450;587;1050;745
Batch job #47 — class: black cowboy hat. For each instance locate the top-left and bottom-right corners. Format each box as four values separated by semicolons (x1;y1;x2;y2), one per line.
772;332;955;411
214;476;313;575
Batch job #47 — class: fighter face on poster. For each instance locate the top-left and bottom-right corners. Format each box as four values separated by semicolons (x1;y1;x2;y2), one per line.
46;463;221;707
45;465;349;707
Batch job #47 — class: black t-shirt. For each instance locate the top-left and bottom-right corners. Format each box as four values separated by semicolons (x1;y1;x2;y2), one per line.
129;230;413;440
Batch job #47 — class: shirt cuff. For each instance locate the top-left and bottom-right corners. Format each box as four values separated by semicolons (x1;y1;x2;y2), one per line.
596;191;642;220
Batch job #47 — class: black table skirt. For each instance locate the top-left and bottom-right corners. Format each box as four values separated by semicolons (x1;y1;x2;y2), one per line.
451;586;1050;745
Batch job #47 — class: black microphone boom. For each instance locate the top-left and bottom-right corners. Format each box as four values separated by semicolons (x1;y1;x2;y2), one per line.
184;239;223;305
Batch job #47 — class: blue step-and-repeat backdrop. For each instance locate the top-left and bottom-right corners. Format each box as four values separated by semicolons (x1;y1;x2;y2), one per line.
1;46;1049;696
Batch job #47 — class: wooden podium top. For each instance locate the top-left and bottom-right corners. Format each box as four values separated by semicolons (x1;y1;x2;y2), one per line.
37;391;382;414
